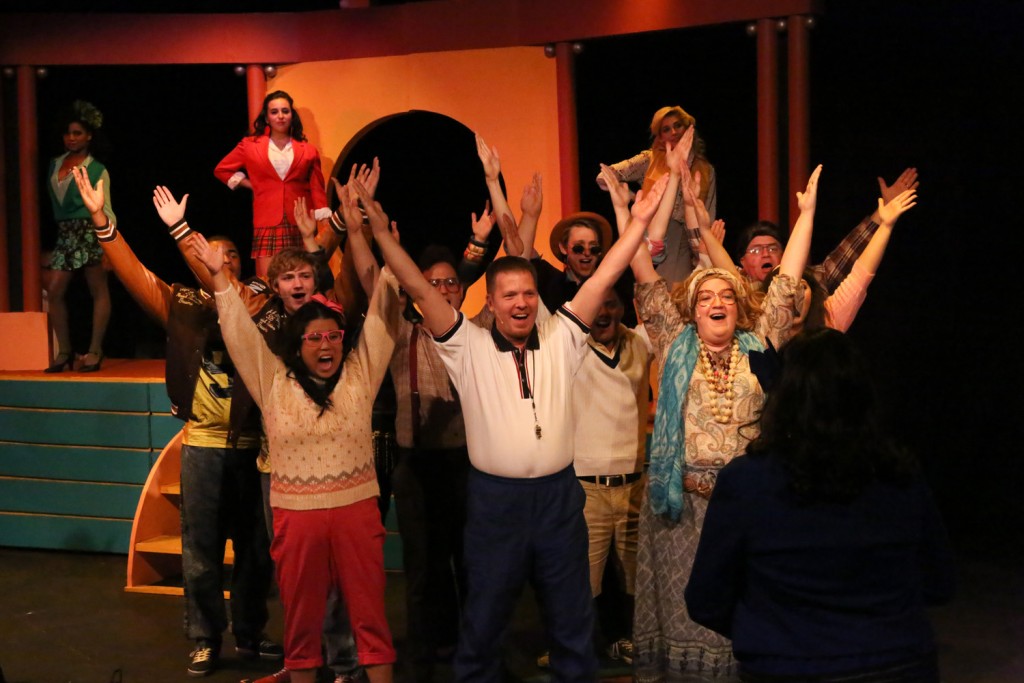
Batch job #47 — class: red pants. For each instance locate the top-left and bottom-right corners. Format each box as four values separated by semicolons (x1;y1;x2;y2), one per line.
271;499;395;670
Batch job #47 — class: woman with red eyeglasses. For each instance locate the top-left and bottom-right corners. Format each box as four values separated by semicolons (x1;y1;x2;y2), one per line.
193;233;404;683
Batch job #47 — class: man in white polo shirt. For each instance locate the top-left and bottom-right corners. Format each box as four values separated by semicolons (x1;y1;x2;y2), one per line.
353;176;667;683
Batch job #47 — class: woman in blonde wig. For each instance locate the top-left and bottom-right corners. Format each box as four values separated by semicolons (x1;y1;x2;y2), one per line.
597;105;716;287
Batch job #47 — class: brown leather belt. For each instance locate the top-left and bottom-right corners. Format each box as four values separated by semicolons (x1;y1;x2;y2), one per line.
577;472;643;487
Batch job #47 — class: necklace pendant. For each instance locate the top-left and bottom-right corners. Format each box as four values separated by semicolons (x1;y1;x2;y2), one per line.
535;424;543;439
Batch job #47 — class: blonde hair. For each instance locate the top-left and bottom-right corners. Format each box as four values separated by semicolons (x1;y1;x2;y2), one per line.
649;106;695;145
669;268;759;331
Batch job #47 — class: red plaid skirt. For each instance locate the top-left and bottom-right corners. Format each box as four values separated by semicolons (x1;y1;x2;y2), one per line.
251;218;301;259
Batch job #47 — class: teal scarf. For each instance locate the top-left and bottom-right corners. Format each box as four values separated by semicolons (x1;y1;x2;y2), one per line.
648;325;764;520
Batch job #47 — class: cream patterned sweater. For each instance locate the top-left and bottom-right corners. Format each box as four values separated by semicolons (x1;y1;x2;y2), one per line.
216;269;402;511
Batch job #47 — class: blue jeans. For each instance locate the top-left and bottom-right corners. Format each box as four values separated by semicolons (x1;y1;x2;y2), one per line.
180;444;272;643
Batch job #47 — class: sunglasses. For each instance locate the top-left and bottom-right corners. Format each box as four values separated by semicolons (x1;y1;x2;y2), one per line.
570;244;602;256
428;277;461;290
301;329;345;345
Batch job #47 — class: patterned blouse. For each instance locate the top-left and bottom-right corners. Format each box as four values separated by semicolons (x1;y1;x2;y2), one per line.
635;275;796;469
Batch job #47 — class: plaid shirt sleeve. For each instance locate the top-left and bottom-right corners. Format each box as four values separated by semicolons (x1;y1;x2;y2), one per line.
812;214;879;294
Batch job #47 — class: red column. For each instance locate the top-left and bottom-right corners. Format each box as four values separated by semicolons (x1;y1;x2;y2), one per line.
555;42;580;217
246;65;266;132
18;65;41;312
756;18;779;226
787;15;811;226
0;74;9;312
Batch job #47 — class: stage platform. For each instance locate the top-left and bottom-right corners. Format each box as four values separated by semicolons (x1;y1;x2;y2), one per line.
0;358;176;555
0;358;403;594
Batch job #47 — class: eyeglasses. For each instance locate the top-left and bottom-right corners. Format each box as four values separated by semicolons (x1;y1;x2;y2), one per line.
570;244;602;256
696;290;737;307
428;277;461;291
301;329;345;345
746;244;781;256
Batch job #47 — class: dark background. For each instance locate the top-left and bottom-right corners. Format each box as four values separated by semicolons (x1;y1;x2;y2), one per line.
2;0;1021;560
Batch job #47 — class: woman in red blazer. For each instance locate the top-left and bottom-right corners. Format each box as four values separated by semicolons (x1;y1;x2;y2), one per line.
215;90;330;278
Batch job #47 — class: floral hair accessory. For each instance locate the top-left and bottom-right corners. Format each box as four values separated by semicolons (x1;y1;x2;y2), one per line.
72;100;103;130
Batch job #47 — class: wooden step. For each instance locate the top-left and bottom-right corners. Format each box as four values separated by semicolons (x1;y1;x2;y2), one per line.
135;535;235;562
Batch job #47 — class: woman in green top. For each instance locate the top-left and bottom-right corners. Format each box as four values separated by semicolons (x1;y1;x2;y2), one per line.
44;100;115;373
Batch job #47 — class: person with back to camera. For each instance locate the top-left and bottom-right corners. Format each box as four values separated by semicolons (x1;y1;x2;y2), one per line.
597;105;717;287
44;100;115;373
685;328;955;682
215;90;330;279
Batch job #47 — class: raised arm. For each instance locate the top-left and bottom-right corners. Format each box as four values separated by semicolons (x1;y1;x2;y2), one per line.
193;233;278;407
353;181;457;337
816;167;918;292
73;166;172;326
646;138;686;244
571;174;669;325
336;179;381;297
476;133;515;227
516;172;543;258
857;189;917;275
599;163;632;232
778;164;822;280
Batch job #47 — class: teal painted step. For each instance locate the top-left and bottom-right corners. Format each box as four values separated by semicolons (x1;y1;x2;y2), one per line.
151;414;183;448
0;443;155;484
0;407;164;449
0;511;131;553
0;477;141;519
148;384;173;413
0;379;160;412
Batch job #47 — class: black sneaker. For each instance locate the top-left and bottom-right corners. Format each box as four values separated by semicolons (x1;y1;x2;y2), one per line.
187;640;219;677
236;635;284;661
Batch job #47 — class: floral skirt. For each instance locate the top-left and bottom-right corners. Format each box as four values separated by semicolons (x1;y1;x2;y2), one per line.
633;488;738;682
50;218;103;271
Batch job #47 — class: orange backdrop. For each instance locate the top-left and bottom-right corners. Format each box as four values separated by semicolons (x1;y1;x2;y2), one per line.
273;46;563;314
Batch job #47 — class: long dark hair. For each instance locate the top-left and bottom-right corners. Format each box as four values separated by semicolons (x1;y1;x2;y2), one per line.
747;329;916;503
282;301;346;414
251;90;306;141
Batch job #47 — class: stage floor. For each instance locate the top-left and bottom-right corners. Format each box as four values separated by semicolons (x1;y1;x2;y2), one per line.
0;358;166;382
0;547;1021;683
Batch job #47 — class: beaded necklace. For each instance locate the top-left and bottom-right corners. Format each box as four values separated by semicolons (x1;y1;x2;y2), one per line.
698;337;739;424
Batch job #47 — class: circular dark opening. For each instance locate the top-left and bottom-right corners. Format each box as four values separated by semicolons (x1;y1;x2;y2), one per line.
329;110;504;279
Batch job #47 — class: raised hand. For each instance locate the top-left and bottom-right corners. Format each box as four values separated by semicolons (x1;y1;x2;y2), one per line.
190;232;224;276
520;173;543;219
665;139;685;176
677;125;695;166
796;164;823;213
350;179;391;237
692;190;712;231
359;157;381;199
709;218;726;246
72;167;106;216
599;163;632;211
152;186;189;227
471;200;496;243
878;167;919;204
697;218;726;255
475;133;501;181
293;196;317;242
876;189;917;226
498;213;524;258
631;173;670;224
